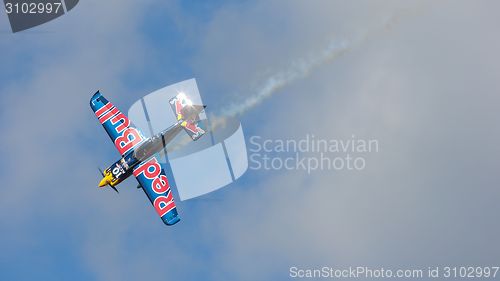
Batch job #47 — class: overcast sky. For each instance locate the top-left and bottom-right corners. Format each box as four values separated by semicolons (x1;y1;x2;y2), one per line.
1;1;499;280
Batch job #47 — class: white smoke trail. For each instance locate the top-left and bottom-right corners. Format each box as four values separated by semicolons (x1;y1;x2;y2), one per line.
208;39;353;131
224;40;351;117
208;4;428;130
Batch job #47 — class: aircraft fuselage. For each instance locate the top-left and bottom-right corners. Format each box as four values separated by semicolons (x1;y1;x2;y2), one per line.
99;120;183;188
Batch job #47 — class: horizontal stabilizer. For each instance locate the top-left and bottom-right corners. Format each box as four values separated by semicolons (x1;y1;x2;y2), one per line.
169;93;206;141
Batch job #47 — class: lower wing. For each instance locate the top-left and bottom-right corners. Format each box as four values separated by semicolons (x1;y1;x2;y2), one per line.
133;156;180;225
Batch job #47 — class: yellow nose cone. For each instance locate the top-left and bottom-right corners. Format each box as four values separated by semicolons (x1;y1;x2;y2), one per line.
98;177;109;187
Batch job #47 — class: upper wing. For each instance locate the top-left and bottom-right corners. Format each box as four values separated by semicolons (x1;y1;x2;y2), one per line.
133;156;180;225
90;91;146;156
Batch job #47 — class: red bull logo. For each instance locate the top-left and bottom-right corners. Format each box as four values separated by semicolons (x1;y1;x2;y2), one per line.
133;157;176;217
95;102;144;155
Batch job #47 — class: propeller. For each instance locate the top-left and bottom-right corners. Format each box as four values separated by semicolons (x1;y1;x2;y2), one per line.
97;167;119;194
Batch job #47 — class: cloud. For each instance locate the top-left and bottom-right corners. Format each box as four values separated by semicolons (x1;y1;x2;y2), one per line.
2;1;500;280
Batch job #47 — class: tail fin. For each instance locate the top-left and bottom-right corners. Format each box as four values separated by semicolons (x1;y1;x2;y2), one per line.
169;93;206;141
